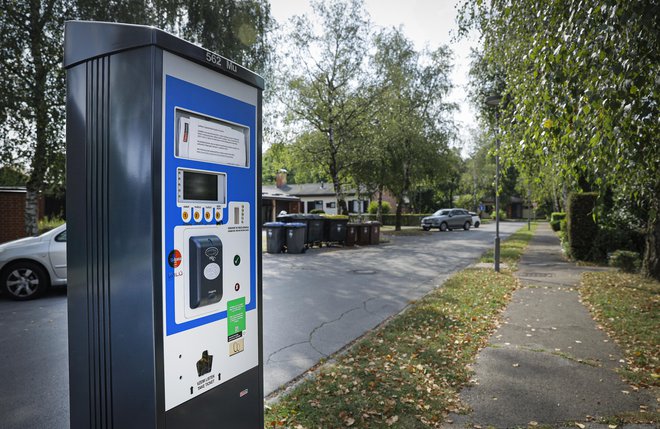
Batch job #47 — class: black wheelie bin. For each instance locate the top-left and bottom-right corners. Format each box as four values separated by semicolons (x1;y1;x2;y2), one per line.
284;222;306;254
264;222;285;253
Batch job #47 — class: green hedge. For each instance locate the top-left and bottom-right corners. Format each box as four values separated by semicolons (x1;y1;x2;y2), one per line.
550;212;566;222
567;192;598;260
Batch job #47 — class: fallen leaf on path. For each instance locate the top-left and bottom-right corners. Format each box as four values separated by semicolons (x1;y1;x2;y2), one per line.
575;423;585;429
344;417;355;426
512;363;520;367
529;421;538;426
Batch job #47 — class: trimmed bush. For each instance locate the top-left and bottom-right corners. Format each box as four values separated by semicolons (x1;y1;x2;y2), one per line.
609;250;641;273
551;212;566;222
367;201;391;215
309;209;325;214
490;209;507;221
550;220;561;231
567;192;598;260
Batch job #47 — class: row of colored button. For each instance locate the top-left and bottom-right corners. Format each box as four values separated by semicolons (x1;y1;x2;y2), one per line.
181;206;222;223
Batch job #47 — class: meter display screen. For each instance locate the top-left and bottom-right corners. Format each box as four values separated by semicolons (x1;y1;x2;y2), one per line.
183;171;218;201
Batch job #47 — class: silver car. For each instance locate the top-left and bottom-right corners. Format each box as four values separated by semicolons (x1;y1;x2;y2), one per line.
0;224;67;300
421;208;472;231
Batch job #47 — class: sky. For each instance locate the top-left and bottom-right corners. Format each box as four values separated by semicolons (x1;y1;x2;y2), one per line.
269;0;481;155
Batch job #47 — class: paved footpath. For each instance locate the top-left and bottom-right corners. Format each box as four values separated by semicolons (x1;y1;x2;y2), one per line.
447;223;657;428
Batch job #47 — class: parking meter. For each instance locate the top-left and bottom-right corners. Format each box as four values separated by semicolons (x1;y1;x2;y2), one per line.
65;21;263;428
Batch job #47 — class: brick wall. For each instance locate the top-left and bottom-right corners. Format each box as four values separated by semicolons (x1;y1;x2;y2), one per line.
0;189;44;244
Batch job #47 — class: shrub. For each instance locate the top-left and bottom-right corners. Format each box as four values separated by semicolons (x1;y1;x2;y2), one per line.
367;201;391;215
609;250;641;273
38;216;65;234
309;209;325;214
588;225;645;261
490;209;507;221
550;220;561;231
567;192;598;260
550;212;566;222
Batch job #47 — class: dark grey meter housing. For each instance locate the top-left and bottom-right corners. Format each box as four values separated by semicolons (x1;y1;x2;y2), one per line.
65;21;263;429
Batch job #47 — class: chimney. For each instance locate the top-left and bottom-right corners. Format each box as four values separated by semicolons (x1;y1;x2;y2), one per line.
275;169;288;188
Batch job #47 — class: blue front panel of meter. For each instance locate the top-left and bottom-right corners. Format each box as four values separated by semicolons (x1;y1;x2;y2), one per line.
164;75;257;335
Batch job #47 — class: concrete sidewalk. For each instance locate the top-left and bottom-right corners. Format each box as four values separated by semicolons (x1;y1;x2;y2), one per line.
447;223;656;428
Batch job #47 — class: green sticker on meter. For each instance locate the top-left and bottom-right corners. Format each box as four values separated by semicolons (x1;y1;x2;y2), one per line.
227;297;246;335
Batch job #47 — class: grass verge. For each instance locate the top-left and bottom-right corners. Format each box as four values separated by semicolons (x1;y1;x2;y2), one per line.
265;224;537;428
579;271;659;388
479;222;538;268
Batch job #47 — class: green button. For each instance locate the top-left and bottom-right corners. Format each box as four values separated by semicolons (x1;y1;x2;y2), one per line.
233;255;241;266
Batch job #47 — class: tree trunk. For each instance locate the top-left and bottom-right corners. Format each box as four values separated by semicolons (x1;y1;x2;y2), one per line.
642;207;660;280
25;0;50;236
24;189;39;236
376;184;384;223
395;194;404;231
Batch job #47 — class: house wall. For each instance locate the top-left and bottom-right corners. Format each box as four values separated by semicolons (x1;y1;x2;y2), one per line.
300;196;338;214
299;196;369;215
0;190;45;243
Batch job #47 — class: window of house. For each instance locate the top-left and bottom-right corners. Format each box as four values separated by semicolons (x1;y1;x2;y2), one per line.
326;202;336;209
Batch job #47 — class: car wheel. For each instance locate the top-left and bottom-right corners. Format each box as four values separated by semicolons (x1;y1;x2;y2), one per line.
475;221;480;228
1;261;49;301
439;222;448;232
463;221;470;230
422;226;431;231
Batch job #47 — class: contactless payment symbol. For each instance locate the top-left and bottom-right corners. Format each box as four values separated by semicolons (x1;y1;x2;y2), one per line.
168;249;182;268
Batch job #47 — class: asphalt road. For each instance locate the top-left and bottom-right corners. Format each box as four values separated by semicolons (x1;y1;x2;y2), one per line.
0;221;523;428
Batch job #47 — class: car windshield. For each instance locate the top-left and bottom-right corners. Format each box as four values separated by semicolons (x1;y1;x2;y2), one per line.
433;210;450;216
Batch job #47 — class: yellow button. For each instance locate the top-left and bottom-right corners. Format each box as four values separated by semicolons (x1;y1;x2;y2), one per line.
182;211;189;220
205;212;211;220
194;212;200;221
215;210;221;221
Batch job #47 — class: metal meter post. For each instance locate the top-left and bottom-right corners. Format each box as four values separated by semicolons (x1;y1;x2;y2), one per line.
65;21;264;429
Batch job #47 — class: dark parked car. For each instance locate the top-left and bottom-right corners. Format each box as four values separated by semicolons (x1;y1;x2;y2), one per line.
421;208;472;231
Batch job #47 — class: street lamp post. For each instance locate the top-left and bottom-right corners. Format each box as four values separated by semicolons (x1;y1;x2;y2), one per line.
485;94;502;272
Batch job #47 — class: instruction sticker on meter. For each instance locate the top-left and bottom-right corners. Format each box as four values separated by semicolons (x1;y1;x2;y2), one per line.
227;297;246;336
161;52;259;411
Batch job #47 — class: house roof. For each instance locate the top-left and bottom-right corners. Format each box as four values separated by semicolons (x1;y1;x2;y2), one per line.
261;188;300;201
263;182;358;198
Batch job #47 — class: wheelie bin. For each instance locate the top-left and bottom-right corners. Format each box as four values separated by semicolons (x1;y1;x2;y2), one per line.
264;222;285;253
367;221;381;245
323;216;349;244
356;223;371;245
277;214;324;247
305;214;325;246
345;223;358;246
284;223;306;254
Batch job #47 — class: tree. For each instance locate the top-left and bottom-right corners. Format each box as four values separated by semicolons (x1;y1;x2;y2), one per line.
459;0;660;278
279;0;374;214
1;0;72;235
1;0;273;235
370;28;455;230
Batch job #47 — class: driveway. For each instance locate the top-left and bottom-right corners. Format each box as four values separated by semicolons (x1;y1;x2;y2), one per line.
0;221;523;428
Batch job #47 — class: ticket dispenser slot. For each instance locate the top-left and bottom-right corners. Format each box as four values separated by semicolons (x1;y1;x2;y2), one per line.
189;235;223;308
